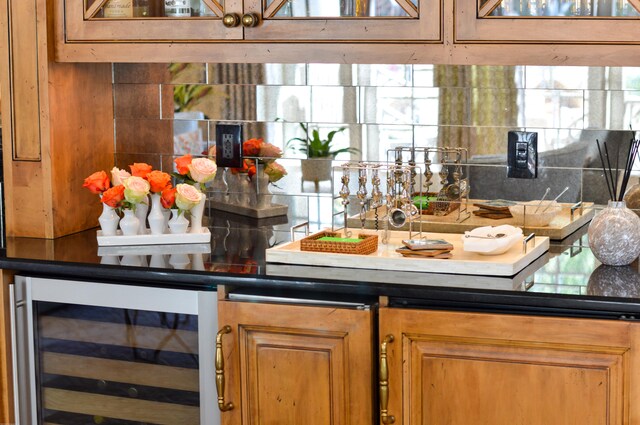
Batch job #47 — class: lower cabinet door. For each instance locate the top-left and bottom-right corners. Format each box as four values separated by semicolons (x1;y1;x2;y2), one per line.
217;301;373;425
379;308;637;425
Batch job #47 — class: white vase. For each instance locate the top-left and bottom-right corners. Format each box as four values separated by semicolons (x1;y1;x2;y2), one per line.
135;195;149;234
100;255;120;265
149;253;167;268
120;209;141;236
162;208;171;230
148;193;167;235
254;164;273;209
211;168;228;203
169;253;190;269
168;209;189;234
588;200;640;266
120;255;143;267
98;203;119;236
191;253;205;271
228;172;251;206
190;189;206;234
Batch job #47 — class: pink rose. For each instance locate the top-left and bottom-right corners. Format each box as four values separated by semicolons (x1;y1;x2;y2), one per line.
264;162;287;183
259;142;282;159
188;158;217;184
123;176;150;204
111;167;131;186
175;183;203;211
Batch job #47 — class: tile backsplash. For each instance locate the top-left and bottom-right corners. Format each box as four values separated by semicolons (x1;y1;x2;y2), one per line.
113;63;640;228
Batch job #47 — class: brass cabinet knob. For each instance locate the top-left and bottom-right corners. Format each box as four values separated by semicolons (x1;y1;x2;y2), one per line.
222;13;241;28
216;325;234;412
241;12;260;27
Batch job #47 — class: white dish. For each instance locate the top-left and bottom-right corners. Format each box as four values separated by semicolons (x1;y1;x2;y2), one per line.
509;200;562;227
462;225;523;256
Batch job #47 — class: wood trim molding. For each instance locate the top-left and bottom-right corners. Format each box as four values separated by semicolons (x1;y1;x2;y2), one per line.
263;0;287;19
201;0;223;17
629;0;640;13
0;270;16;425
395;0;419;18
84;0;108;19
478;0;502;17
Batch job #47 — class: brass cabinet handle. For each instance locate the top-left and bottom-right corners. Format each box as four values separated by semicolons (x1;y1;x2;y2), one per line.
241;12;260;27
380;334;396;424
222;13;241;28
216;325;234;412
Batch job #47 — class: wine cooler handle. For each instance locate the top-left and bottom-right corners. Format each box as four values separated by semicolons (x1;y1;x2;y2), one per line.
380;334;396;424
215;325;234;412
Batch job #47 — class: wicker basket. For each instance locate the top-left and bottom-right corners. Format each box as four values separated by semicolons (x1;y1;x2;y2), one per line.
300;232;378;255
413;192;460;216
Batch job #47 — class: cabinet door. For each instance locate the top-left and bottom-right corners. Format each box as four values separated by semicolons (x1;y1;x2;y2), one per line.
64;0;243;42
217;300;373;425
243;0;441;41
379;307;640;425
457;0;640;43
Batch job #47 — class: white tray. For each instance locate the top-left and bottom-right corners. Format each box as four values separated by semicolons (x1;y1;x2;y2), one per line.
266;229;549;277
97;228;211;246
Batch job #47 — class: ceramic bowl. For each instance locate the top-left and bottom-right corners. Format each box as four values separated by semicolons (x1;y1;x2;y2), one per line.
509;200;562;227
462;225;523;256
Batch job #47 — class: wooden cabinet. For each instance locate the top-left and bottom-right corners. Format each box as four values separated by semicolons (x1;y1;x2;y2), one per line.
62;0;441;43
379;307;640;425
456;0;640;44
217;300;374;424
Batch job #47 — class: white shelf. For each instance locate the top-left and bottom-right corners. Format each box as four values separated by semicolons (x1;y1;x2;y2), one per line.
97;228;211;246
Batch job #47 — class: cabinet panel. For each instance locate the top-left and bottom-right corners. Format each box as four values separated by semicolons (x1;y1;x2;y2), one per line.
62;0;440;43
244;0;441;41
218;301;373;425
379;308;634;425
64;0;243;42
456;0;640;43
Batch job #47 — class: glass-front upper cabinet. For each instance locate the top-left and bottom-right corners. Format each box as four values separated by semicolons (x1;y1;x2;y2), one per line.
456;0;640;43
63;0;441;43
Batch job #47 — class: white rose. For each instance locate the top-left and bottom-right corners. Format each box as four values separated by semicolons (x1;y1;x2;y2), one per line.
188;158;217;184
111;167;131;186
123;176;150;204
175;183;203;211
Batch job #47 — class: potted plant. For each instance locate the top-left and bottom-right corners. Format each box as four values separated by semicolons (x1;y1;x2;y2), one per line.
287;123;359;186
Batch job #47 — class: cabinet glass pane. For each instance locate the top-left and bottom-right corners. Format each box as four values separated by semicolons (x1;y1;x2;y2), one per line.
483;0;640;17
87;0;222;19
34;302;201;424
271;0;414;18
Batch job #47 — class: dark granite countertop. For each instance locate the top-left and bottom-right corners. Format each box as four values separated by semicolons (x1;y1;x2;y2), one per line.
2;211;640;318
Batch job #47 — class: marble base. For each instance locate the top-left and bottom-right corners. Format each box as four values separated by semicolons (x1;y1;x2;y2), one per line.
210;201;288;219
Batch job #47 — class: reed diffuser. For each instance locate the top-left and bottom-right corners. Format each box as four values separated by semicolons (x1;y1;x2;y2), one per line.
588;133;640;266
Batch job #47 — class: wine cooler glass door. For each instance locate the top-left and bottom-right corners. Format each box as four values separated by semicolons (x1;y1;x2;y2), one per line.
12;276;219;425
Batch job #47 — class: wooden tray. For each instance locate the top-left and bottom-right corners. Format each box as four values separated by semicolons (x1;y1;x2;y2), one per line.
267;229;549;276
346;201;594;240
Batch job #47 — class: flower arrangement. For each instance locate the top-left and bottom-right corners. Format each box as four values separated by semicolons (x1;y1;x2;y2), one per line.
231;138;287;184
173;154;218;191
83;161;208;239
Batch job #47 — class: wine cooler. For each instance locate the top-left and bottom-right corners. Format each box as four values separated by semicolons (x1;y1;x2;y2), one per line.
11;276;220;425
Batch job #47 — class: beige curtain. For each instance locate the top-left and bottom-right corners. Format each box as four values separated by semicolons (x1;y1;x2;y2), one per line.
435;65;518;157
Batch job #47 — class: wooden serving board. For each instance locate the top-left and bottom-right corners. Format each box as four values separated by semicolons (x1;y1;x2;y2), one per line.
346;201;594;240
267;229;550;277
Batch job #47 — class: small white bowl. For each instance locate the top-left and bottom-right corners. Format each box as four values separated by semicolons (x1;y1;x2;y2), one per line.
509;200;562;227
462;225;523;256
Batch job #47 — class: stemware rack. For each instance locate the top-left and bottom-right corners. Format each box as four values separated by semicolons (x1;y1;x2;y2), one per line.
386;146;471;223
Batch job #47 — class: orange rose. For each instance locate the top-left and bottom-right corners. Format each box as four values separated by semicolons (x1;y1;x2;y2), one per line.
230;159;250;175
174;154;192;175
248;163;257;178
243;138;263;156
161;186;177;209
100;185;125;208
83;171;110;195
129;163;153;178
146;170;172;193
